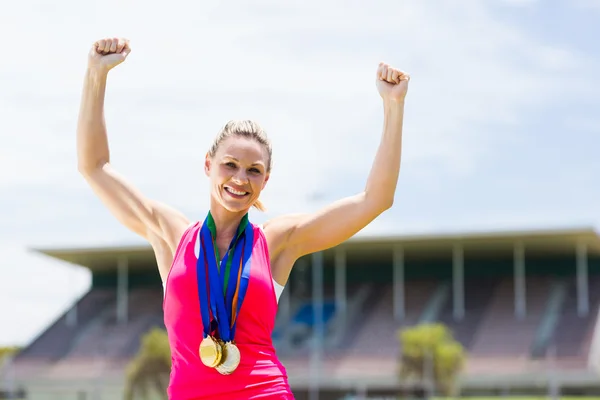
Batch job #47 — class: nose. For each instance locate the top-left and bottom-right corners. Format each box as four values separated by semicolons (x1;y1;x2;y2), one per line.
232;171;249;184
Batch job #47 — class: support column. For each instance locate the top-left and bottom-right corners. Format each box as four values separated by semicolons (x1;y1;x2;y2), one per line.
117;257;129;325
280;280;291;323
514;242;526;319
294;259;309;297
66;270;78;327
66;303;78;327
309;251;324;400
393;246;405;321
334;248;347;326
452;244;465;321
577;242;589;317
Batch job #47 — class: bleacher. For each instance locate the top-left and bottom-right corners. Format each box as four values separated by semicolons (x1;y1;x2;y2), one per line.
470;277;552;356
12;275;600;379
16;289;116;361
553;275;600;358
15;288;164;364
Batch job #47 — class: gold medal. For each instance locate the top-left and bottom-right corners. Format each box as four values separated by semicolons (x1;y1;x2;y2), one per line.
215;341;241;375
199;336;222;368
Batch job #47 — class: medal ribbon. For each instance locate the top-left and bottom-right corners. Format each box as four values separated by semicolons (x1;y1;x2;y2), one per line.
196;226;213;339
196;213;253;342
227;222;253;338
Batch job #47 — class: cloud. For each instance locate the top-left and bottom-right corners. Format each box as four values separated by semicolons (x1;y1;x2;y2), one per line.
575;0;600;10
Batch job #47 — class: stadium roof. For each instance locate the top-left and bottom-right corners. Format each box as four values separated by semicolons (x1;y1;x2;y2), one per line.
30;226;600;272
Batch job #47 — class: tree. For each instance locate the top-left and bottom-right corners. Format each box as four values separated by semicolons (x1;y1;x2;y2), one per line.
398;323;465;396
0;346;20;367
124;328;171;400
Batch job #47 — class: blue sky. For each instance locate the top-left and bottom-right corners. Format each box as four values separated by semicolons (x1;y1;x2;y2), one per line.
0;0;598;346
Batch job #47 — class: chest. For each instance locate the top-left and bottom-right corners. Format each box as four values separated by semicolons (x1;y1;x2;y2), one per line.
166;226;276;312
215;239;232;264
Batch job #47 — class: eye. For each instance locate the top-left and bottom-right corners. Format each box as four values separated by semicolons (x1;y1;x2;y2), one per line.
249;167;262;174
225;162;237;168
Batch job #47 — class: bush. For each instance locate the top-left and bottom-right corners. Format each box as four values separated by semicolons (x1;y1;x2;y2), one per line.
398;323;465;396
124;328;171;400
0;346;20;367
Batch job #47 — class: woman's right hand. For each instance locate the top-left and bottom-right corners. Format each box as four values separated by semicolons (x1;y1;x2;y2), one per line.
88;37;131;72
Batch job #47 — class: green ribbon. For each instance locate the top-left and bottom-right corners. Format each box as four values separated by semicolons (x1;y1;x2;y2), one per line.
206;212;249;295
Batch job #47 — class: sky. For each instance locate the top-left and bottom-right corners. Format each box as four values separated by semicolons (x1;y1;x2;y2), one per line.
0;0;598;347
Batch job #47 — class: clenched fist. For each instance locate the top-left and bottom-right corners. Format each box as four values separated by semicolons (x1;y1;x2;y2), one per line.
88;37;131;72
376;62;410;103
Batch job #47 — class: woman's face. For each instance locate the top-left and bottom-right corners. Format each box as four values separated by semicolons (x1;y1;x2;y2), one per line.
205;136;270;213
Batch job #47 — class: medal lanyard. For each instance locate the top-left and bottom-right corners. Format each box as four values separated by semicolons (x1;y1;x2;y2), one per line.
207;213;248;295
197;213;253;342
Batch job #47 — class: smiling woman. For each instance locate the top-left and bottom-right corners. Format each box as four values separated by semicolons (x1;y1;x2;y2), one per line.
76;37;409;400
206;120;272;213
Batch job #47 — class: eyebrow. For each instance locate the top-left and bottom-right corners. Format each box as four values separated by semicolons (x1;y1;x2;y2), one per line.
224;156;265;167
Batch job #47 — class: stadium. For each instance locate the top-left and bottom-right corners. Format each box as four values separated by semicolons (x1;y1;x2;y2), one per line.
3;225;600;399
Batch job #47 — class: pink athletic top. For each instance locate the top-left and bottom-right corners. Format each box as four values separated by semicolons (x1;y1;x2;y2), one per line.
163;221;294;400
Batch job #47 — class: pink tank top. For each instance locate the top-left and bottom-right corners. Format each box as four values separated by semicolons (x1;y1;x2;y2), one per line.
163;221;294;400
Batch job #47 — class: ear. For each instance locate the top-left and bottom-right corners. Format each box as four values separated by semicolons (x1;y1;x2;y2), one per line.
261;172;270;190
204;152;212;177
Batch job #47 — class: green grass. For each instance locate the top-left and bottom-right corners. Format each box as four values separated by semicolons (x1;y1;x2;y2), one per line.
435;398;600;400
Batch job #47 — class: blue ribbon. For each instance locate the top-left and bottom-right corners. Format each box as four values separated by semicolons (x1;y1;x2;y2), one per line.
196;217;254;342
229;223;253;339
196;228;212;338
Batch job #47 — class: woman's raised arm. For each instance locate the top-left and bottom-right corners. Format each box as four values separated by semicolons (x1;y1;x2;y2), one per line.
76;38;189;262
266;62;409;260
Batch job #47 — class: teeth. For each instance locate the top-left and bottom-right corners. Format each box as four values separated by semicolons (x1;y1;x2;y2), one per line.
226;187;247;196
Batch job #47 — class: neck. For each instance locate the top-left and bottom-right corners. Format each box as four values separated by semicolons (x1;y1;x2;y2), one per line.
209;200;248;239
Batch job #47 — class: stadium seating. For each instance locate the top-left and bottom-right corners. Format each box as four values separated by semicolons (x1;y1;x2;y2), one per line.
552;275;600;357
9;273;600;392
470;277;553;356
15;289;116;361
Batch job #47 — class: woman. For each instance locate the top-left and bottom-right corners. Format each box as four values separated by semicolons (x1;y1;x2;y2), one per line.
77;37;410;400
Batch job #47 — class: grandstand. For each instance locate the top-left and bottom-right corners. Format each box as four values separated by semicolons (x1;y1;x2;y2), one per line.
6;226;600;399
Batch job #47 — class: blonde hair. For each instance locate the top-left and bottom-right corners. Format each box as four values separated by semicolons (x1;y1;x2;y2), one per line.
208;120;272;212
